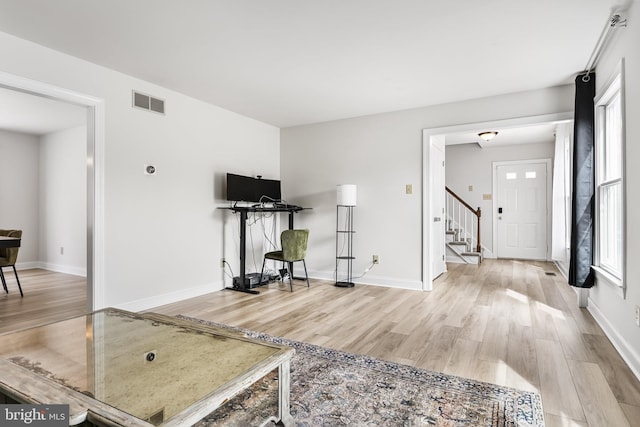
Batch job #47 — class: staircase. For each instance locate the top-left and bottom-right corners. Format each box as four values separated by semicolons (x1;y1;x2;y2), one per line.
445;187;482;264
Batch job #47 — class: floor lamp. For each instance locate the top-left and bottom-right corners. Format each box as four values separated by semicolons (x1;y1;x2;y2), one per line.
335;184;356;288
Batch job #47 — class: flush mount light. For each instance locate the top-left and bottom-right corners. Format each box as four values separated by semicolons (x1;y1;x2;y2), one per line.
478;131;498;142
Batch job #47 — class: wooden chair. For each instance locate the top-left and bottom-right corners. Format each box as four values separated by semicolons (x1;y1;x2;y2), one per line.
260;229;310;292
0;229;23;297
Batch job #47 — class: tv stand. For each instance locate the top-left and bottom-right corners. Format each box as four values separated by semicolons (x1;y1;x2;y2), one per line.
220;205;308;294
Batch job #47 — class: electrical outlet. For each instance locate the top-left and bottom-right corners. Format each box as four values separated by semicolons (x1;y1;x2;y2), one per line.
636;306;640;327
60;247;64;255
373;255;379;264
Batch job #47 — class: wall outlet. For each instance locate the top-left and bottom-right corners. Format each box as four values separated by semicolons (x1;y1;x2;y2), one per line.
636;306;640;327
60;247;64;255
372;255;379;264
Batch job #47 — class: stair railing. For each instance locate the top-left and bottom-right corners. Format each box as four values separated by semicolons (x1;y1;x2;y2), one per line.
445;186;482;253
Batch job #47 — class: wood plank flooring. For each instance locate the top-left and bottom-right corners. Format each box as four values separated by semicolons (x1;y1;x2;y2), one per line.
0;269;88;334
153;260;640;427
2;261;639;426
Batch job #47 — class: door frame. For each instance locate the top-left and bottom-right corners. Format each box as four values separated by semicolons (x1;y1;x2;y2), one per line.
492;158;553;260
0;71;105;311
422;112;571;290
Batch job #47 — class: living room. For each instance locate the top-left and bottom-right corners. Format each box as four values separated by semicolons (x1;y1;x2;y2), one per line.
1;1;639;426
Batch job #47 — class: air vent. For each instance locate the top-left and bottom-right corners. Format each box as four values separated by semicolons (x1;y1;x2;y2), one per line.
132;90;165;114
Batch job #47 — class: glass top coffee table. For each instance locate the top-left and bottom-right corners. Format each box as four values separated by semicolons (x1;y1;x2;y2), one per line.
0;308;294;426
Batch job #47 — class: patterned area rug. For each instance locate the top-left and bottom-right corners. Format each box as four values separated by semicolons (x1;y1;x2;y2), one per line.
178;316;545;427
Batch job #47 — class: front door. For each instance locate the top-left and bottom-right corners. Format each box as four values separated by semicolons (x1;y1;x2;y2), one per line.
495;160;549;260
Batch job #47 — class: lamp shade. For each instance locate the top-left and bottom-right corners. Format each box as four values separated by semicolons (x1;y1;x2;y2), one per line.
337;184;357;206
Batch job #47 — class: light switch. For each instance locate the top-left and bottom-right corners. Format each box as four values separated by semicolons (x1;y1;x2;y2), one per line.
406;184;412;195
468;185;473;192
483;194;492;200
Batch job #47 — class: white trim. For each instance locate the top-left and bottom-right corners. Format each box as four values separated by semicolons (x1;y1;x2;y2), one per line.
115;281;224;313
38;262;87;277
587;296;640;383
592;265;625;298
421;132;431;291
554;261;569;280
14;262;86;277
307;269;422;291
593;58;626;299
492;158;553;260
0;71;105;311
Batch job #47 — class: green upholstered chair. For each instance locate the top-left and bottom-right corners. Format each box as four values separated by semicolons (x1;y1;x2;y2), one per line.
0;229;23;297
260;229;310;292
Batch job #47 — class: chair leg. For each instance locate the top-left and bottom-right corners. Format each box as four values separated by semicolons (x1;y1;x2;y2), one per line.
302;259;310;287
12;265;23;297
287;262;293;292
260;257;266;282
0;268;7;293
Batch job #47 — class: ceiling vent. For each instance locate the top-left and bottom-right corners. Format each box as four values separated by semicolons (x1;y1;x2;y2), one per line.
132;90;165;114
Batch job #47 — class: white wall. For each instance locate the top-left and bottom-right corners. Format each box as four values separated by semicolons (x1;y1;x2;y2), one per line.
0;129;39;264
0;31;280;310
281;86;574;289
587;0;640;379
39;126;87;276
445;141;555;256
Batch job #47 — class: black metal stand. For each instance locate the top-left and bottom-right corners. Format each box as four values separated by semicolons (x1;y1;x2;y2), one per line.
220;205;307;294
335;205;355;287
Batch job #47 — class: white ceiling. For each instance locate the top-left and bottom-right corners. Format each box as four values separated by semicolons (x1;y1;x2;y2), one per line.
0;87;86;135
0;0;623;129
445;122;562;148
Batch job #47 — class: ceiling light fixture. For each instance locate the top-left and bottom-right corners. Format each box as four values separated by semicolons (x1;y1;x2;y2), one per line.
478;131;498;142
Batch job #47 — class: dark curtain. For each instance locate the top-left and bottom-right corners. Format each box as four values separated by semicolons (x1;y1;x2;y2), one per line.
569;73;596;288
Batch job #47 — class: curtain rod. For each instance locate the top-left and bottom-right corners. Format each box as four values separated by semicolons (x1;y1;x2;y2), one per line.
582;13;627;82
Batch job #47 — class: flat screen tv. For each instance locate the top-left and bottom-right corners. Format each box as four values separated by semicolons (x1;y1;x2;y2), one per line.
226;173;281;203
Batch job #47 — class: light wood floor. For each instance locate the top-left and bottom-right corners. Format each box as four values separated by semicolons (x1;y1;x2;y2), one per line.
0;269;88;334
153;260;640;427
2;261;640;426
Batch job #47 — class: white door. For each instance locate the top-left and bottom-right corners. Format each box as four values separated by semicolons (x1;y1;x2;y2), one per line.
431;141;446;278
495;161;549;260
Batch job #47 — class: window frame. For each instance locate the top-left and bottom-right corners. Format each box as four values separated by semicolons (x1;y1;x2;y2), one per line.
592;59;626;297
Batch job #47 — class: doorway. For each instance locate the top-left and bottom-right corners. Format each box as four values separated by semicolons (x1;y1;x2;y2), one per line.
0;71;104;312
493;159;551;260
422;112;571;289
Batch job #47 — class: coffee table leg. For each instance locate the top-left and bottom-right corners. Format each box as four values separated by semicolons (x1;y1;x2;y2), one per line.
278;359;294;426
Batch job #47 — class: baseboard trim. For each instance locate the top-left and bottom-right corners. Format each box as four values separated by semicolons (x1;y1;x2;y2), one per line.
115;281;224;313
554;261;569;280
15;261;87;277
307;270;423;291
38;262;87;277
587;297;640;382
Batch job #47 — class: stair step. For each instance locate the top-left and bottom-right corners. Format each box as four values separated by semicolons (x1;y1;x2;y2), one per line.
461;251;482;264
462;252;481;257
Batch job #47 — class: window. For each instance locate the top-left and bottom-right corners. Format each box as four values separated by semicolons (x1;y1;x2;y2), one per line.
594;60;625;290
